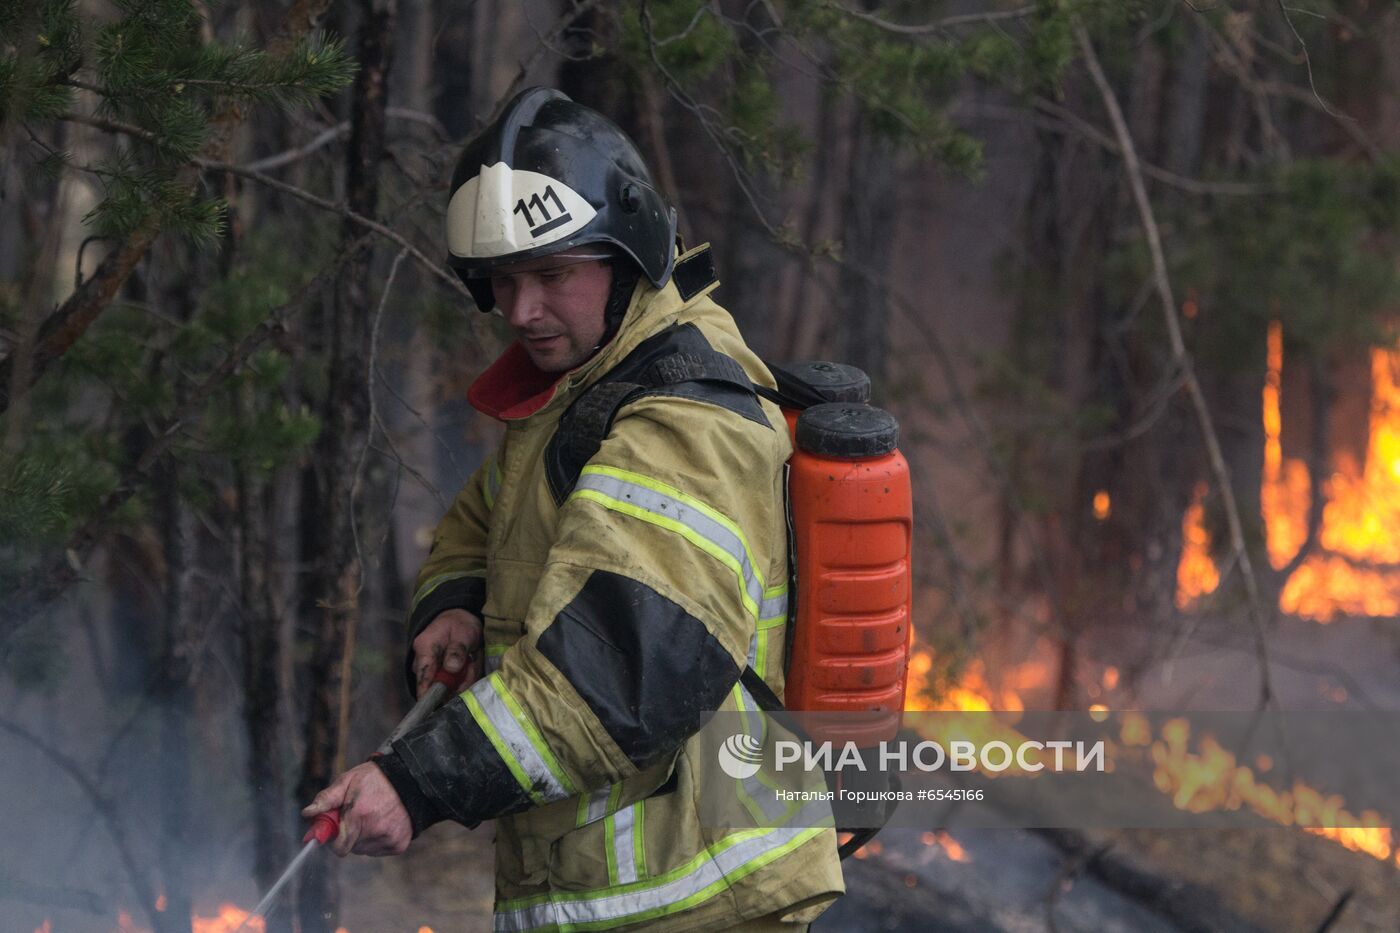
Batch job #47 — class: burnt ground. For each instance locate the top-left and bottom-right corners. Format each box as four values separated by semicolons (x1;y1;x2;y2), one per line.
819;825;1400;933
338;610;1400;932
811;608;1400;933
340;820;1400;932
11;610;1397;931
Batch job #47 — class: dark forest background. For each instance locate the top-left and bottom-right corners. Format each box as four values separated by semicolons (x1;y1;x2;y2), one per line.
4;1;1400;931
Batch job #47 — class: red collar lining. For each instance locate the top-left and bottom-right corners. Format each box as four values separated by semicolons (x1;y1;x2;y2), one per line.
467;342;566;420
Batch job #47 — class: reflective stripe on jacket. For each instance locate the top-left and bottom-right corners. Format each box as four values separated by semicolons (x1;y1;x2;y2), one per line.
389;244;843;931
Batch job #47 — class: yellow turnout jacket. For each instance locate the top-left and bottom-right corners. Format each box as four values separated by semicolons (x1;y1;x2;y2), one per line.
378;245;844;931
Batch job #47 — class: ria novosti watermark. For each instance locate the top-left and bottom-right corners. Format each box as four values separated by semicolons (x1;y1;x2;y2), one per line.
715;731;1097;816
765;736;1105;774
695;710;1400;832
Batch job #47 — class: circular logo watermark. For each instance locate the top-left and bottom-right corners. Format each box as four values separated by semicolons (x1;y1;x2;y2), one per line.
717;733;763;779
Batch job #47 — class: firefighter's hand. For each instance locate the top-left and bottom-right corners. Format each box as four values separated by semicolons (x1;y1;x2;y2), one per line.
303;762;411;857
412;607;484;698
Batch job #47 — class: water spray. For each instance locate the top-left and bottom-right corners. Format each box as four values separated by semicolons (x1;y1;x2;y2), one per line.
236;668;466;932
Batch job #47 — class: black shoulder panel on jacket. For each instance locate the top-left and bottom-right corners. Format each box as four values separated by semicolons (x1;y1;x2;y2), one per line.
387;694;534;829
544;323;770;505
537;569;741;768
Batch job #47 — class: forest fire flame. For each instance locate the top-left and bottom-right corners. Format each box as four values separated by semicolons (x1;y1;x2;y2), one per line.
903;645;1399;870
188;905;276;933
1130;713;1398;866
1178;321;1400;619
920;830;970;862
32;905;351;933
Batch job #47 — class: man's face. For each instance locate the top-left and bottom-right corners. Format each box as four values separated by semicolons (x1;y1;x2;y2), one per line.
490;251;613;373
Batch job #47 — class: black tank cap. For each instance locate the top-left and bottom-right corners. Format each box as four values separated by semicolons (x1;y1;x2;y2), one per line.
796;403;899;458
770;361;871;407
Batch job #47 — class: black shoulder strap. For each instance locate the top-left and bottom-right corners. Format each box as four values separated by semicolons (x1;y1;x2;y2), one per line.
739;664;892;859
544;322;769;505
739;664;784;713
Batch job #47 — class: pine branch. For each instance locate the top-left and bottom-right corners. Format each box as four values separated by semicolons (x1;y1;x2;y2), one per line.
0;239;366;646
0;214;161;415
58;110;158;142
194;157;470;299
638;0;784;243
0;0;339;416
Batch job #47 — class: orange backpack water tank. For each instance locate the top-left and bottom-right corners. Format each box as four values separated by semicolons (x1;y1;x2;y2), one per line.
767;363;913;745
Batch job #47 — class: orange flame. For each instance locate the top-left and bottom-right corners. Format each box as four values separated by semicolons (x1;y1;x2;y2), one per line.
921;830;970;862
191;905;266;933
1179;322;1400;619
904;646;1044;715
909;645;1399;870
78;904;349;933
905;646;1065;777
1134;713;1398;866
1175;484;1219;607
1278;344;1400;618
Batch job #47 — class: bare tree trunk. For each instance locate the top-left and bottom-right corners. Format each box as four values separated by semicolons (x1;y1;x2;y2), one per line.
296;2;396;929
836;109;897;388
783;83;837;362
155;454;196;933
1129;23;1212;633
236;390;293;933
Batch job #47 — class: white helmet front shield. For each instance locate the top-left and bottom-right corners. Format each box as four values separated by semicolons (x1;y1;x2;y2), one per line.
446;162;598;261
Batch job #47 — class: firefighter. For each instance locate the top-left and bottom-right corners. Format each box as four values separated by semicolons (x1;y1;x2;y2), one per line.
305;87;844;931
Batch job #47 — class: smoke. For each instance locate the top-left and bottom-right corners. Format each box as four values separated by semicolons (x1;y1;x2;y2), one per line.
0;578;266;933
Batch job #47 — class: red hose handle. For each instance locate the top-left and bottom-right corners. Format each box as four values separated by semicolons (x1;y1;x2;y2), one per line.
301;664;467;846
303;809;340;845
432;666;468;691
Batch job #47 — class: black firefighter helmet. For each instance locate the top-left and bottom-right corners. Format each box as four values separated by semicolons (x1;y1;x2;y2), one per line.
446;87;678;312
